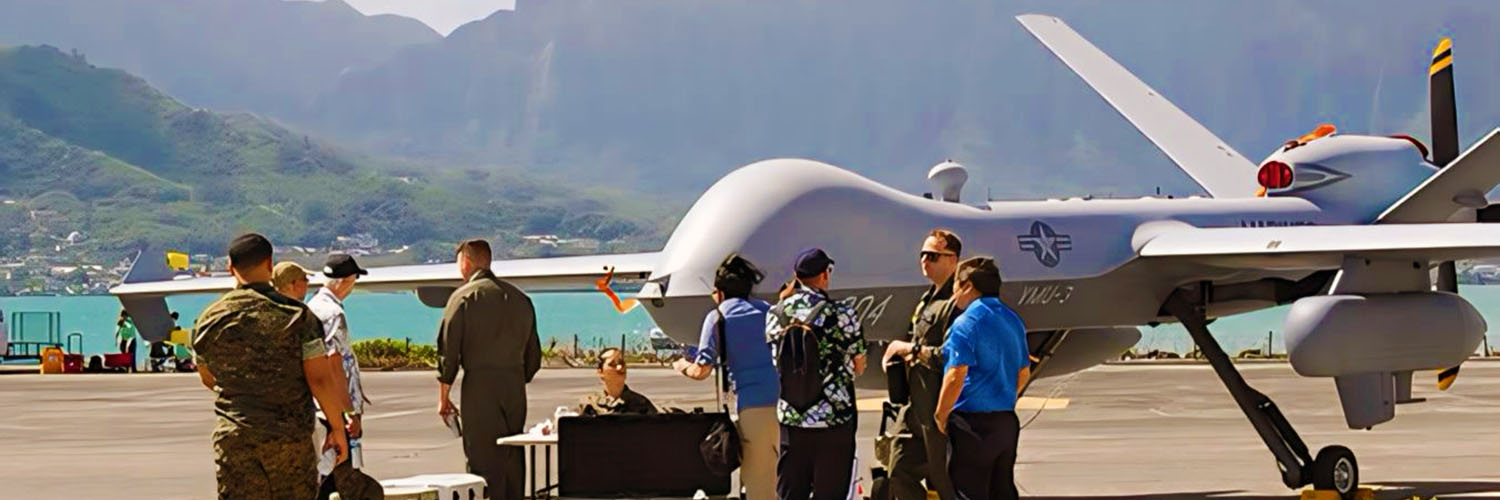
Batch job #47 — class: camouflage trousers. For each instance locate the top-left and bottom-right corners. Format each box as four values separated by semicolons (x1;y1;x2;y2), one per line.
213;430;317;500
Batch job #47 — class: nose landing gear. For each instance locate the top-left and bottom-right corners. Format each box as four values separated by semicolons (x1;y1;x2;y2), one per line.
1163;287;1360;499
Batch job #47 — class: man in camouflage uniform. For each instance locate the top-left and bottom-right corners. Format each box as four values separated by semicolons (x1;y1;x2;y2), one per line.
193;233;351;500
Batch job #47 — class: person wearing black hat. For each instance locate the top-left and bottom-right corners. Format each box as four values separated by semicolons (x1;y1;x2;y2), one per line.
307;252;370;485
768;248;867;500
675;254;781;499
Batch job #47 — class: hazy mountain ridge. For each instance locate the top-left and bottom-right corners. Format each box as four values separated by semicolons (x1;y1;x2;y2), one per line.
0;0;441;119
313;0;1500;198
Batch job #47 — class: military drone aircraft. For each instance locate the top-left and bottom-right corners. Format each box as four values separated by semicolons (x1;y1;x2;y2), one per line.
113;15;1500;498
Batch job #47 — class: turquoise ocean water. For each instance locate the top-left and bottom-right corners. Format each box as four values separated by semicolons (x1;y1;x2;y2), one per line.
0;292;657;361
5;287;1500;361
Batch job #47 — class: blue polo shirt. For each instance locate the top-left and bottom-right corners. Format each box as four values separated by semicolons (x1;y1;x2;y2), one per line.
695;297;780;410
943;297;1029;413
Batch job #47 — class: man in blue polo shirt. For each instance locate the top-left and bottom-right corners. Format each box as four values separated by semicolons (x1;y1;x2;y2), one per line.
934;257;1030;500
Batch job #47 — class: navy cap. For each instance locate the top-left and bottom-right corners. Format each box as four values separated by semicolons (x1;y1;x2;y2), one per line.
323;253;369;278
794;248;835;278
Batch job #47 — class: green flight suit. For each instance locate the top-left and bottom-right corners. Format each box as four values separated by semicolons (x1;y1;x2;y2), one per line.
888;277;959;500
437;268;542;500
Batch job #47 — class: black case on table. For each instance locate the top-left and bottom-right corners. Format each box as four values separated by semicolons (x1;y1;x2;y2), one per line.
558;412;733;498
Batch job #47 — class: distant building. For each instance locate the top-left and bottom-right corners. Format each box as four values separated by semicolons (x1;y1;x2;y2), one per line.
523;234;561;247
334;233;379;250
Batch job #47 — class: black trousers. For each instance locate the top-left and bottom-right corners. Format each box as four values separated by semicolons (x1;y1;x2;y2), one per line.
946;411;1019;500
778;422;856;500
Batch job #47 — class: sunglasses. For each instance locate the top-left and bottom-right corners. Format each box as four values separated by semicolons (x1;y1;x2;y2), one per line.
919;250;957;262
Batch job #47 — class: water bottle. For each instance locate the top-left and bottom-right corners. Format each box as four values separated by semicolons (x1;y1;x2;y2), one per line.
349;437;363;469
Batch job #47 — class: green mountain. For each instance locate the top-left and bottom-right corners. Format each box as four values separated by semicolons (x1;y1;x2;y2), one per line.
0;0;440;120
0;45;671;260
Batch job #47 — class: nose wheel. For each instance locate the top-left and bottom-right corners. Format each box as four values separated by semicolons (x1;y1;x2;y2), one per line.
1312;446;1359;499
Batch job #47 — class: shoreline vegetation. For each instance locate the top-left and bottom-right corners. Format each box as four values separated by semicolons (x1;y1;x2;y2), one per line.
350;337;686;371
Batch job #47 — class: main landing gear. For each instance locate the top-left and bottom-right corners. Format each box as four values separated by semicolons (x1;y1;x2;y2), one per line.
1162;286;1360;499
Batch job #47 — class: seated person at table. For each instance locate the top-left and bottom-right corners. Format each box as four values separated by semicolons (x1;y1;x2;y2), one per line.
579;348;658;415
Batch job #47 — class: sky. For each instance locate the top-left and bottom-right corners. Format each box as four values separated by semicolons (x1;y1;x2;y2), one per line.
340;0;515;36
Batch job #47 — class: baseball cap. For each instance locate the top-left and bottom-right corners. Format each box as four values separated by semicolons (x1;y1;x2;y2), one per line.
794;248;835;278
272;262;311;289
323;253;369;279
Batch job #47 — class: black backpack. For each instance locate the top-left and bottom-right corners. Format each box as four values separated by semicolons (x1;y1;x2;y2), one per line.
700;307;740;477
773;300;830;411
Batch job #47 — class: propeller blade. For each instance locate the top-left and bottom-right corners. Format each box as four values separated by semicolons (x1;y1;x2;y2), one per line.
1430;37;1459;167
1438;365;1461;391
1429;38;1464;295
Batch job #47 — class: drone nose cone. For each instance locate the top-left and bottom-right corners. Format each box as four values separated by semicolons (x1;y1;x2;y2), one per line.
646;158;877;295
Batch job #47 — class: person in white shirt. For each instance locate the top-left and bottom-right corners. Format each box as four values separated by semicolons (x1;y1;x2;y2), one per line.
307;253;369;479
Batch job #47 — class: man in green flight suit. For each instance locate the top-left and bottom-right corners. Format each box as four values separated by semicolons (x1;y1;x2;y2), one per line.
882;229;965;500
436;239;542;500
192;233;351;500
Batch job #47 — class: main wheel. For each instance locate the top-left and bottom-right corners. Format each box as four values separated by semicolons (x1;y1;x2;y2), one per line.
1311;445;1359;499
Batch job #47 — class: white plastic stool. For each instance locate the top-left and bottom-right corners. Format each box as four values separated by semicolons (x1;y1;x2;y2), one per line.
332;485;438;500
382;473;488;500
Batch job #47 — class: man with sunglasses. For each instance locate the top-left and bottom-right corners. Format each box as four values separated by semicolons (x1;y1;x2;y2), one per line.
881;229;963;500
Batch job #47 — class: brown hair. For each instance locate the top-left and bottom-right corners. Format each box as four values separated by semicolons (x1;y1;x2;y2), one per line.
955;256;1001;296
928;229;962;257
455;239;492;263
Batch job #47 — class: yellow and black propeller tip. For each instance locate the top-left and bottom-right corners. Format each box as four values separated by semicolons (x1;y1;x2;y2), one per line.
1430;37;1452;76
1429;36;1459;168
1438;365;1461;391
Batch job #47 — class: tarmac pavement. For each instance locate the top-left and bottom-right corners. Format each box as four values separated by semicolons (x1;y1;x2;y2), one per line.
2;362;1499;499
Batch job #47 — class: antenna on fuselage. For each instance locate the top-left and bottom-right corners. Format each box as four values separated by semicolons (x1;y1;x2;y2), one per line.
928;159;968;203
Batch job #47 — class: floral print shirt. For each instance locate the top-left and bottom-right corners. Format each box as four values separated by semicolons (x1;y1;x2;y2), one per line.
766;285;867;428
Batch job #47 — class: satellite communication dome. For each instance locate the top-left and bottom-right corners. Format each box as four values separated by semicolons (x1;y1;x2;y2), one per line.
927;159;968;202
